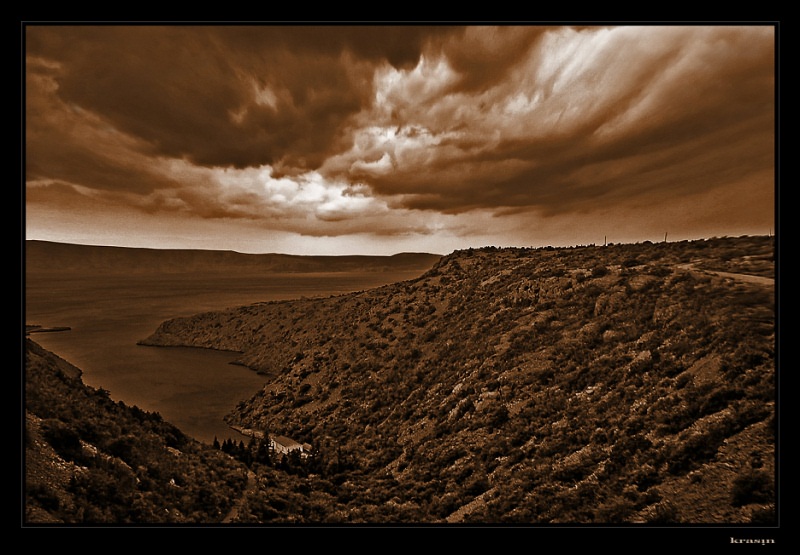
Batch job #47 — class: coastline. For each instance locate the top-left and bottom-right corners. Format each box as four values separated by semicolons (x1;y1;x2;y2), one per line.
26;324;72;334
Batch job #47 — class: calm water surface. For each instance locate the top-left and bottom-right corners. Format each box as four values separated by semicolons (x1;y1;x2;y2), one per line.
25;270;419;444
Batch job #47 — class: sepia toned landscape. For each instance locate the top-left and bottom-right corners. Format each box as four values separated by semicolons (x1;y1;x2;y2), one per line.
23;23;778;539
25;235;776;527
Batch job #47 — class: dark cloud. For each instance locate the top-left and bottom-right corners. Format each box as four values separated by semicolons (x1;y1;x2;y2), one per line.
25;25;775;250
434;26;550;92
25;25;461;172
328;25;775;216
28;27;254;166
26;58;183;195
211;25;459;68
359;105;774;215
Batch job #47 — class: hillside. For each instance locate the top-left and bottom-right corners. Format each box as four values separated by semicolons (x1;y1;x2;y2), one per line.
24;339;251;523
25;240;441;275
141;235;777;524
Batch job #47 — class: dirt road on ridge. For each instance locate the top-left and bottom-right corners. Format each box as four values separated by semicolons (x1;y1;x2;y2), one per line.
676;264;774;287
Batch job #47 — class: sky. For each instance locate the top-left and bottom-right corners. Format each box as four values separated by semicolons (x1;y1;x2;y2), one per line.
24;24;777;255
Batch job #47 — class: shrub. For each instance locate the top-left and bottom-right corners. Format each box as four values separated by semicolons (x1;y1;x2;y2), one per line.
731;470;773;506
622;257;640;268
465;475;490;497
41;419;83;462
28;483;61;512
749;505;776;524
107;435;141;466
645;500;680;523
648;265;672;277
594;499;636;523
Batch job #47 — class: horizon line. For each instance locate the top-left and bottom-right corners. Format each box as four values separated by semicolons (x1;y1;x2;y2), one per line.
24;233;775;258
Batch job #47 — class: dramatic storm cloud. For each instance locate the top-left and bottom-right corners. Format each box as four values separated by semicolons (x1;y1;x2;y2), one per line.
25;24;776;254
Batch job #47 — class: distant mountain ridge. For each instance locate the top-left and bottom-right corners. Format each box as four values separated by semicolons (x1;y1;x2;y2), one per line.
25;240;442;274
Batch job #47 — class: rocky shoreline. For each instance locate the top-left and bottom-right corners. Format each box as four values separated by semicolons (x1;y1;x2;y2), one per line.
26;324;72;335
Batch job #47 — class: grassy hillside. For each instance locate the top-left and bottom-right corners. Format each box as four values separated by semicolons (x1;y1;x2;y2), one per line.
141;235;777;524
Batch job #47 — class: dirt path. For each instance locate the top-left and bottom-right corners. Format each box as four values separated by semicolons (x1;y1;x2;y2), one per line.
676;264;774;287
706;269;774;287
222;469;257;523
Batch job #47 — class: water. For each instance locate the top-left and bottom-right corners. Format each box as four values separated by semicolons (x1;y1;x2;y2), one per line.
25;270;420;444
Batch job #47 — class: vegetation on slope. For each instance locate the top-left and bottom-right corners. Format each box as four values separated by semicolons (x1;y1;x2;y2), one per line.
24;339;250;524
104;236;781;523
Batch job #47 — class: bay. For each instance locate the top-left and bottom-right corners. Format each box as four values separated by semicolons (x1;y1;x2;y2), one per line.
25;270;421;444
